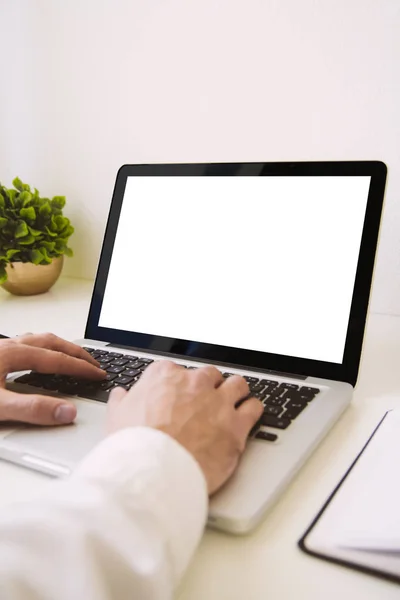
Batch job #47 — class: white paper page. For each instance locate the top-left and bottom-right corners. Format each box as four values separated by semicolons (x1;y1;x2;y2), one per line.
308;410;400;554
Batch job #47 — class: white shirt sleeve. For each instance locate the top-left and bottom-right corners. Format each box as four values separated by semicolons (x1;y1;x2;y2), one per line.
0;427;208;600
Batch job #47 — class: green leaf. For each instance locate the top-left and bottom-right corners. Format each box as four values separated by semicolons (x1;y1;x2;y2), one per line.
15;220;29;238
56;225;74;239
0;217;7;229
63;246;73;257
12;177;24;192
50;214;58;231
30;249;44;265
19;206;36;220
54;239;66;250
39;202;51;217
51;196;66;209
0;193;5;209
0;264;7;284
38;246;52;263
5;189;17;206
54;214;68;230
28;225;43;237
19;191;33;207
18;234;36;245
39;240;55;251
45;226;58;237
6;249;20;260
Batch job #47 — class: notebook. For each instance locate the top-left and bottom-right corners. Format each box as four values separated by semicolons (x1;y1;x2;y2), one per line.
299;409;400;584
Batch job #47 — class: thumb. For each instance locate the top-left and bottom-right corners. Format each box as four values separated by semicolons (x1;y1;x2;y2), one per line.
106;386;127;434
108;386;127;406
0;389;77;426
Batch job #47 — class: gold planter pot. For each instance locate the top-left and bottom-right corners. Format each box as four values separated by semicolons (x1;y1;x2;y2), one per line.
2;256;64;296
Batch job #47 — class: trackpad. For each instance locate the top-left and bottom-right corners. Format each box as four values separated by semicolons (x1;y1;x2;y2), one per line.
0;400;106;476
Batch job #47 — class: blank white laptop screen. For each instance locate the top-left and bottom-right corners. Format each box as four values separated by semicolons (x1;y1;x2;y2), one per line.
99;176;371;364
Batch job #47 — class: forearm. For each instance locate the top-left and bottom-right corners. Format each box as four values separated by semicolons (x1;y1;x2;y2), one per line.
0;428;208;600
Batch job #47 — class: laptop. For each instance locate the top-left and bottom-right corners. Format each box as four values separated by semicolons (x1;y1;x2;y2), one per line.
0;161;387;534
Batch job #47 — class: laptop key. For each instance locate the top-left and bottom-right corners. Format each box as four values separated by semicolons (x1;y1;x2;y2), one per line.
299;394;315;403
106;366;125;374
107;352;123;358
288;391;316;404
78;383;106;396
285;400;307;411
299;388;320;401
24;374;44;388
126;361;145;370
282;391;302;403
123;368;142;378
255;431;278;442
14;373;36;385
81;381;100;392
300;386;320;396
249;391;269;402
249;383;265;393
263;405;282;416
58;382;80;396
139;358;154;364
260;379;279;387
279;383;299;390
262;384;277;395
97;356;113;365
115;375;135;385
271;387;288;399
110;358;129;367
264;396;286;407
41;378;61;391
283;407;304;420
99;381;115;390
260;415;291;429
105;373;118;381
244;376;259;384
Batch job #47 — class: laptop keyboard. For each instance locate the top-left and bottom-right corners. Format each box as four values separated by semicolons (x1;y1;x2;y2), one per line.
14;347;320;441
14;349;152;403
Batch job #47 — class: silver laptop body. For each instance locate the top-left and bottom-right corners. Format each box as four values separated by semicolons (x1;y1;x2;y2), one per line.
0;161;387;534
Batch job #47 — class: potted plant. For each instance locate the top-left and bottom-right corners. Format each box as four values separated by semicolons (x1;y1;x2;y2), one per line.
0;177;74;295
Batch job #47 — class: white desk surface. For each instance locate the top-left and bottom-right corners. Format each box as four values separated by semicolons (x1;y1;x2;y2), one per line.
1;277;400;599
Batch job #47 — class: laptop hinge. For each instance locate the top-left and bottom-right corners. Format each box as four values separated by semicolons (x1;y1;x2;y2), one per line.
107;343;307;380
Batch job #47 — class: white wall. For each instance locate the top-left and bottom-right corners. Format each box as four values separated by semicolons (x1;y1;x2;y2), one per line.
1;0;399;314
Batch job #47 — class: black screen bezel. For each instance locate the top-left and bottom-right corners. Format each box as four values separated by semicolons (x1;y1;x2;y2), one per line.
85;161;387;386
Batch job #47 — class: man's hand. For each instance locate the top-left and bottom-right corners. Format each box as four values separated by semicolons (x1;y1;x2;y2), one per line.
0;333;106;426
108;361;263;495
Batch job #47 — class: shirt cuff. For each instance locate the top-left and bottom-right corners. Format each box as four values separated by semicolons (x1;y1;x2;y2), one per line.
72;427;209;580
